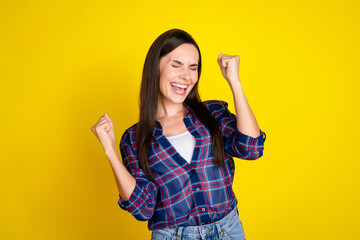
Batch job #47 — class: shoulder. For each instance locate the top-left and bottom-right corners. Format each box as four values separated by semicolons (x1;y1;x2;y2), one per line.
202;100;229;116
120;122;139;147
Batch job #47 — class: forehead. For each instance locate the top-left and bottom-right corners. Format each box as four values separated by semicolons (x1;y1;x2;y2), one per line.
161;43;199;63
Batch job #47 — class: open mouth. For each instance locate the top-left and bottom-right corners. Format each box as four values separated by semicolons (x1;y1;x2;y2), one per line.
170;82;188;95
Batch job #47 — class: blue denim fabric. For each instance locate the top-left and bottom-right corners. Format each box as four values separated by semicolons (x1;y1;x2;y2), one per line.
150;206;246;240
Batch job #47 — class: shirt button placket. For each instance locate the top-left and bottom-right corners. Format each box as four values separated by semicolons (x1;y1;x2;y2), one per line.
190;169;211;223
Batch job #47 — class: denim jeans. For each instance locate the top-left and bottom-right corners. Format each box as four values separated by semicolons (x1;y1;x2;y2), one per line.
150;206;246;240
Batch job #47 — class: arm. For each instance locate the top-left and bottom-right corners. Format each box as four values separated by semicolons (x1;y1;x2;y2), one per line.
116;128;158;221
217;52;261;138
91;113;136;201
104;145;135;201
91;114;157;220
210;52;265;160
230;79;260;138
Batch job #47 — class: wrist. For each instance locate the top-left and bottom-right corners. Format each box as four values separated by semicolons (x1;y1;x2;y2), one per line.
104;144;118;157
228;78;242;91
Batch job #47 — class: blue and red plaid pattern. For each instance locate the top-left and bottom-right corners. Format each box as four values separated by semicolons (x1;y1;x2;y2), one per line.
118;100;266;230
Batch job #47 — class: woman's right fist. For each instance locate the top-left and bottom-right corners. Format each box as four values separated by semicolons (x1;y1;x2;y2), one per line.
91;113;116;152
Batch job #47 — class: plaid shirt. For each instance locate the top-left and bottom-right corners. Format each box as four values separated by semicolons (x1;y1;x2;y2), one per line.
118;100;266;230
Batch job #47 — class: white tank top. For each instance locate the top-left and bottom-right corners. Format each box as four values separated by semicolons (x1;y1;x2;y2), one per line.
165;131;196;164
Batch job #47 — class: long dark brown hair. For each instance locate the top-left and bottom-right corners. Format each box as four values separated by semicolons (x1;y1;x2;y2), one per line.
138;29;225;182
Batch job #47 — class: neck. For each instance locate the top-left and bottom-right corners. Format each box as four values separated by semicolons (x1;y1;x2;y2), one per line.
156;97;186;119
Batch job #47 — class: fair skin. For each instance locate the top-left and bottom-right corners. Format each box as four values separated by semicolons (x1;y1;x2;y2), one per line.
90;114;135;201
217;52;261;137
90;43;260;201
156;43;199;136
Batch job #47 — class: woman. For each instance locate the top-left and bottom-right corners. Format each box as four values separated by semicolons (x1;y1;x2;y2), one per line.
91;29;266;240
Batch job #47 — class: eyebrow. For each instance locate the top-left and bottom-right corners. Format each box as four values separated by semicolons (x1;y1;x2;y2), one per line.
172;60;198;67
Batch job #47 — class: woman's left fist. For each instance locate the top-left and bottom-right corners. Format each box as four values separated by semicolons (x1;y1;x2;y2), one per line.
217;52;240;84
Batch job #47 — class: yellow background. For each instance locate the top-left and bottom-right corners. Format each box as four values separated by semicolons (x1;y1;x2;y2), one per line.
1;0;359;239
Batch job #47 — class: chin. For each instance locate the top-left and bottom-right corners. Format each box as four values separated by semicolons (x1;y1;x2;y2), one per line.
167;90;191;103
170;96;187;104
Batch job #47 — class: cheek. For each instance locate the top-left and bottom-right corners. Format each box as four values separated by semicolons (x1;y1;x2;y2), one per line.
192;73;199;83
161;67;178;79
159;78;167;93
159;69;171;84
159;75;172;95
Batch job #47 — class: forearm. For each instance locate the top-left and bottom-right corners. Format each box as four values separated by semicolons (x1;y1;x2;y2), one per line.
105;145;136;201
229;78;261;138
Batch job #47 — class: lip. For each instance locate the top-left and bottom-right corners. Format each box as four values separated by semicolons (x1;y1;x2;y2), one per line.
170;82;189;95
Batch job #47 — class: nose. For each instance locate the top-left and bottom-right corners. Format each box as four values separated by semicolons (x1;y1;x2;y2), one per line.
180;69;191;81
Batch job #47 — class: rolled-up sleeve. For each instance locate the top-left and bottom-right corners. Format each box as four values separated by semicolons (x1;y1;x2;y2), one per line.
117;128;158;221
204;100;266;160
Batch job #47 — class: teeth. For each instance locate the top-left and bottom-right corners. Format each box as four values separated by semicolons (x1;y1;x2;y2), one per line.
171;83;187;89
